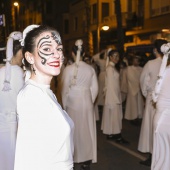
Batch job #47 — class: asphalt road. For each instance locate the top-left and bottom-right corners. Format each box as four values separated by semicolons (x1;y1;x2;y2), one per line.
74;116;151;170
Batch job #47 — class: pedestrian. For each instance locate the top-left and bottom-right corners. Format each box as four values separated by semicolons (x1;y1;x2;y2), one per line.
151;42;170;170
122;55;144;125
0;31;24;170
138;39;167;166
61;39;98;170
14;25;74;170
101;49;129;144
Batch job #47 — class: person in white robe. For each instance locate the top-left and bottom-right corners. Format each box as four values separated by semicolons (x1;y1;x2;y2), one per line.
0;32;24;170
119;61;128;113
83;55;100;121
92;51;106;118
122;55;144;124
138;39;167;167
61;39;98;169
14;25;74;170
101;50;129;144
151;42;170;170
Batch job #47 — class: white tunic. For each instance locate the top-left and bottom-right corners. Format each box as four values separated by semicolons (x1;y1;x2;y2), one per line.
0;65;24;170
14;79;74;170
101;62;122;135
122;65;144;120
61;61;98;163
138;57;162;154
151;66;170;170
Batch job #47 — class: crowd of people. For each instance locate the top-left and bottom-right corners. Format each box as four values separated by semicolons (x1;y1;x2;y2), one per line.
0;23;170;170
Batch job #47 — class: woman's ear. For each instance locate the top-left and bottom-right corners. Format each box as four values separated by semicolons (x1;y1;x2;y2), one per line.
25;52;34;64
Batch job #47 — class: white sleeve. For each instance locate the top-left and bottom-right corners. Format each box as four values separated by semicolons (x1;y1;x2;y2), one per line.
61;67;71;110
140;62;150;97
90;68;99;103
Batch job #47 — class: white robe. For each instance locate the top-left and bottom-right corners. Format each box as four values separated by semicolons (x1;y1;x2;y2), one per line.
61;61;98;163
122;65;144;120
151;67;170;170
0;65;24;170
138;57;162;154
14;80;74;170
101;62;122;135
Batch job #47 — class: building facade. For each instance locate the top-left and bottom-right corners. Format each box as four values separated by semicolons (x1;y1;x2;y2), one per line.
62;0;170;56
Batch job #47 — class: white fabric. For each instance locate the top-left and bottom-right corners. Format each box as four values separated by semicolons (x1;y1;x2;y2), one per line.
101;62;122;135
122;65;144;120
3;32;22;91
138;57;162;153
14;79;74;170
151;67;170;170
92;53;106;106
0;65;24;170
61;61;98;163
20;25;39;46
120;68;127;102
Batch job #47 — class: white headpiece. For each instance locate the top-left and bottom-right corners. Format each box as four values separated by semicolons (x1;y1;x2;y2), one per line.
20;24;40;46
20;25;40;82
152;43;170;102
70;39;83;86
106;48;112;67
2;31;22;91
75;39;83;65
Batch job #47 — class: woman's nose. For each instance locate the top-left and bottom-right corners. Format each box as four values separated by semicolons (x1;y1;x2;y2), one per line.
53;50;62;59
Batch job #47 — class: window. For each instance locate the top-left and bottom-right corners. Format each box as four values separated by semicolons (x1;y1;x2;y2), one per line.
151;0;170;16
46;2;52;14
64;19;69;34
74;17;78;31
92;3;97;20
102;3;109;18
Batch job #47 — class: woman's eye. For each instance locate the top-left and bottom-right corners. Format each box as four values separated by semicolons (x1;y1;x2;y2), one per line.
43;48;51;52
57;48;63;52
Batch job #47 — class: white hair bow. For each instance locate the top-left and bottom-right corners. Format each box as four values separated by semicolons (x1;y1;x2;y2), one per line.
70;39;83;86
106;48;112;67
20;24;39;46
75;39;83;65
2;31;22;91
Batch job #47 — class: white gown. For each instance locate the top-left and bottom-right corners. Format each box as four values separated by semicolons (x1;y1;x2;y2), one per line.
151;66;170;170
0;65;24;170
122;65;144;120
61;61;98;163
14;79;74;170
138;57;162;153
101;62;122;135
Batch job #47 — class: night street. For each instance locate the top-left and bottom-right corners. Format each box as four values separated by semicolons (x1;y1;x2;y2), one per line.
75;116;151;170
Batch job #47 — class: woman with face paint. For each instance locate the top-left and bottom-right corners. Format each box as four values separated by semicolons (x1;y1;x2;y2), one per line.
14;25;74;170
61;39;98;169
101;50;129;144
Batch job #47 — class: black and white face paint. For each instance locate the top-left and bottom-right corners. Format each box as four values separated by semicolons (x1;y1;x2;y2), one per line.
37;32;63;65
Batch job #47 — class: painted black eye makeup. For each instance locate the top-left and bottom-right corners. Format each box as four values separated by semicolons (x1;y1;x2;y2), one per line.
37;35;52;65
37;32;63;65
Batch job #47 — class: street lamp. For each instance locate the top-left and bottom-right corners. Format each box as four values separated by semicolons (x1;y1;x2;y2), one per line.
13;2;19;6
13;2;19;30
101;25;109;31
